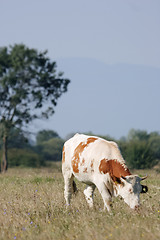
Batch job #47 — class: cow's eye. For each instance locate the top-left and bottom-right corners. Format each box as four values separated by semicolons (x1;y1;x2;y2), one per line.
129;188;133;193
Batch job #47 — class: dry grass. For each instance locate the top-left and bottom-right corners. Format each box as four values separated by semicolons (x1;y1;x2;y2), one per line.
0;164;160;240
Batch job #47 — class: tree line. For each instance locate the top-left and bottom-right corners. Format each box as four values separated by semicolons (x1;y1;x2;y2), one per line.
0;44;159;171
0;128;159;170
0;129;64;169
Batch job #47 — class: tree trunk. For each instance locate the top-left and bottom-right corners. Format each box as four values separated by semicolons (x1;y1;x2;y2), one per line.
1;135;8;173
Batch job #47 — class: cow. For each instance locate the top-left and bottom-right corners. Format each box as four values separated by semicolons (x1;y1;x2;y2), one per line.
62;133;148;211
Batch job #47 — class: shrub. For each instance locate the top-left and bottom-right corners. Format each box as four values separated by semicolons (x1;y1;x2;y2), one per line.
7;148;44;167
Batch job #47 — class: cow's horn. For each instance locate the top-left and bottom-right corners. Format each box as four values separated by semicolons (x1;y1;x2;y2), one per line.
140;175;148;181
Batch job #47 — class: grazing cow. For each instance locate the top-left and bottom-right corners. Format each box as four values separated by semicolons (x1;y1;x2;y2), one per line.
62;133;148;211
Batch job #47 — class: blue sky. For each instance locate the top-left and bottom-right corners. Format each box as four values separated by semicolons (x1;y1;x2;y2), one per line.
0;0;160;139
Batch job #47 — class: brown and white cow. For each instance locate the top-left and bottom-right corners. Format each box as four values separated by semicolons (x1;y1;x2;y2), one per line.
62;133;148;211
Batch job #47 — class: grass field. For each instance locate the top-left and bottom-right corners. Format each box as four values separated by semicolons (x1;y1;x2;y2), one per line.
0;163;160;240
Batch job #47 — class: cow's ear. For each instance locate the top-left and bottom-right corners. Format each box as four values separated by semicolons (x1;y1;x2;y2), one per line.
121;176;127;180
120;176;126;186
114;177;122;184
141;185;148;193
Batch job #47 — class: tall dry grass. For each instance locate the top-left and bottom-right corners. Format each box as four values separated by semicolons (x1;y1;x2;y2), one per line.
0;165;159;240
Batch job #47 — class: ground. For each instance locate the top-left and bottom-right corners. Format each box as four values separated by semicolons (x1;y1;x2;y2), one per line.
0;163;160;240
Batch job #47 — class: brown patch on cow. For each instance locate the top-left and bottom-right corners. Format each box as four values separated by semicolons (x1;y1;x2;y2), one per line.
99;159;131;183
72;142;84;173
90;159;94;168
90;159;94;173
72;156;80;173
81;159;87;173
81;158;85;166
72;137;97;173
62;146;65;164
86;137;97;145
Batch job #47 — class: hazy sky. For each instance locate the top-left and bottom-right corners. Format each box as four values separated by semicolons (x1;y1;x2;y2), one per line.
0;0;160;139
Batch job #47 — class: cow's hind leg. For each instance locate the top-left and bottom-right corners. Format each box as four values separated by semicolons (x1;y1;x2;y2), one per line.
96;182;112;212
84;184;96;208
63;171;75;206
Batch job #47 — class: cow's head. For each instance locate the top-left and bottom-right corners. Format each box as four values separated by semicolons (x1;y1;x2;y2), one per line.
117;175;148;210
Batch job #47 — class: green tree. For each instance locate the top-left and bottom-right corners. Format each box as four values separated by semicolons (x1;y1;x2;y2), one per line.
0;44;70;172
35;130;64;162
36;130;60;145
6;148;44;168
123;140;155;169
119;129;160;169
127;129;149;142
148;132;160;163
40;138;64;162
7;128;29;149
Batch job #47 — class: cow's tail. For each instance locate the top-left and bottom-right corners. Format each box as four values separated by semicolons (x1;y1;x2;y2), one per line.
73;180;78;194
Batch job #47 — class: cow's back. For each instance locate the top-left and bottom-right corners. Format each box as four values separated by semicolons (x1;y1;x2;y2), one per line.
62;133;125;180
62;133;89;166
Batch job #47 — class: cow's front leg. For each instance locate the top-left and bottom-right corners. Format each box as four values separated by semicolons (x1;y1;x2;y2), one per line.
84;184;96;208
96;182;112;212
